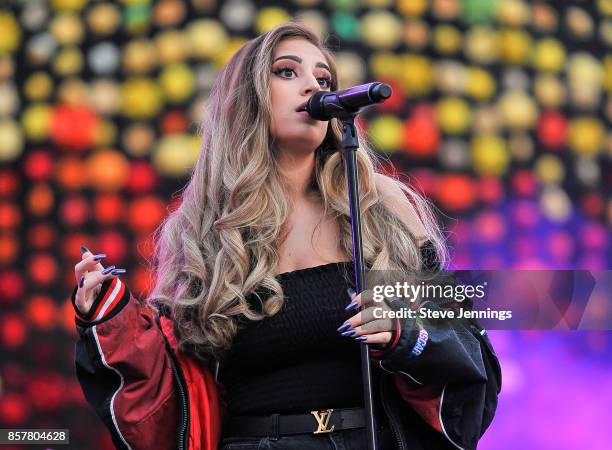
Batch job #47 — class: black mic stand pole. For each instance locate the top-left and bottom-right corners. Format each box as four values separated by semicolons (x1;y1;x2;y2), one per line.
341;114;378;450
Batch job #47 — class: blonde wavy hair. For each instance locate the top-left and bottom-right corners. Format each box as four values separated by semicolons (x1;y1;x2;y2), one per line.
146;21;447;364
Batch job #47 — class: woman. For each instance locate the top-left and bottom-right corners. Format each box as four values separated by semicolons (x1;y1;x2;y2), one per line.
72;22;501;450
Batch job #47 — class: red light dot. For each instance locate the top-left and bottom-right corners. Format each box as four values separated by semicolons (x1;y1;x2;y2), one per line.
51;104;100;151
0;314;28;349
128;196;166;233
26;295;57;330
23;149;55;181
512;170;537;196
94;193;125;224
160;110;189;134
402;112;440;157
0;202;20;229
97;230;128;264
60;195;91;226
582;192;604;217
479;176;504;204
0;234;18;264
127;161;159;193
27;223;56;249
0;393;29;426
408;168;438;197
28;253;59;286
0;170;20;196
0;270;25;303
436;175;477;211
537;110;567;150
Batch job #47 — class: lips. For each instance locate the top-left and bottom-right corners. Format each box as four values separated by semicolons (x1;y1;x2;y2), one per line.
295;101;307;112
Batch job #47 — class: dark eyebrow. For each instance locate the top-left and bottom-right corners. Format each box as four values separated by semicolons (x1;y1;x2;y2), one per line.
273;55;331;72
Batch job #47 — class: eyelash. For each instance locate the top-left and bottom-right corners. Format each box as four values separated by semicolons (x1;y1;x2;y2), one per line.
274;66;332;88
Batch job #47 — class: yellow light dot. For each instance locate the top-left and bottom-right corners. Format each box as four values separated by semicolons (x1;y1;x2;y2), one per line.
535;154;565;184
153;134;201;176
94;120;118;147
21;104;52;141
51;0;88;12
123;40;158;75
24;72;54;101
399;54;433;94
86;148;130;191
437;97;471;134
52;47;84;76
255;8;291;34
0;119;23;162
465;27;499;64
500;29;532;65
188;19;229;61
466;67;496;101
433;25;462;55
533;38;565;72
603;56;612;93
361;10;403;49
397;0;429;16
369;52;401;81
568;117;605;155
214;37;248;69
471;134;510;176
368;115;403;152
0;13;20;55
50;13;84;45
159;63;195;103
497;90;538;129
121;78;164;119
156;30;189;64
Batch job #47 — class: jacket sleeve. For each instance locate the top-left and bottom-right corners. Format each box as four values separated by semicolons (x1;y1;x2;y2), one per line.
71;277;179;450
370;275;502;450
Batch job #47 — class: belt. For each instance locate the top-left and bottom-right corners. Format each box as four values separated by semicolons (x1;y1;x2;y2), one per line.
222;407;366;438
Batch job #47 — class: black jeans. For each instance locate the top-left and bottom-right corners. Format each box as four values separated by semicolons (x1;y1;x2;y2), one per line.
219;425;396;450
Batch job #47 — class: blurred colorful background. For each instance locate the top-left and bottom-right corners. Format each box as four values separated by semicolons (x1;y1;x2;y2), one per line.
0;0;610;449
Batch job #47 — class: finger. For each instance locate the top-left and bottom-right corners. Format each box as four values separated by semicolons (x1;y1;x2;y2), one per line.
345;305;394;328
80;246;105;271
341;318;394;339
75;266;122;312
345;289;377;311
75;252;107;283
356;331;393;345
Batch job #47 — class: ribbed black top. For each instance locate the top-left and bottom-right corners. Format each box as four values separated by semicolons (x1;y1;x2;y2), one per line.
218;240;438;415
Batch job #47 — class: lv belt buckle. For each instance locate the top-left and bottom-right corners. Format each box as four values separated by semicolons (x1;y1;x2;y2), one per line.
310;409;335;434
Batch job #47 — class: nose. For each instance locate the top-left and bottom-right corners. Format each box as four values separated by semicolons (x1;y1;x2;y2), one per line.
301;74;322;96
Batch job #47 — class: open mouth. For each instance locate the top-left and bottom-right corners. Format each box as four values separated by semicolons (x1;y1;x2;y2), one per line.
295;102;307;112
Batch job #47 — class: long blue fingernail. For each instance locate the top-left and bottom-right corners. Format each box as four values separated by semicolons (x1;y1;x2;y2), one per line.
337;321;351;332
341;329;356;337
80;246;89;254
355;336;367;342
79;276;84;288
111;269;126;276
101;266;115;275
347;288;356;298
93;254;107;261
345;300;358;311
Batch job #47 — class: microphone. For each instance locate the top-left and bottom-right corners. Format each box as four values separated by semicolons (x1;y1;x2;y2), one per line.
303;82;393;121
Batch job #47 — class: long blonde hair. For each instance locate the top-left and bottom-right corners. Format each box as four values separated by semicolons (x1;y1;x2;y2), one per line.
146;21;447;363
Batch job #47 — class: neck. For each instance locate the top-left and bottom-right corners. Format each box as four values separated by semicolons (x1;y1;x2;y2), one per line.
276;149;317;201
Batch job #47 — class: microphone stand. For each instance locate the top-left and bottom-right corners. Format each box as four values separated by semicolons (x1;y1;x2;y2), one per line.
340;114;379;450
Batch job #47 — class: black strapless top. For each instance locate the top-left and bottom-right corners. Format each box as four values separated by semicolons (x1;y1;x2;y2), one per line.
218;241;438;415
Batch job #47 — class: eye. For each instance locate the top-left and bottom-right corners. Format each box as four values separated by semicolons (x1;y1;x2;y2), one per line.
274;67;296;78
317;76;332;89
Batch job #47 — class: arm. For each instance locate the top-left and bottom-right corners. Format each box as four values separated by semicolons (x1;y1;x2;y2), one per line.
72;277;179;450
373;173;502;449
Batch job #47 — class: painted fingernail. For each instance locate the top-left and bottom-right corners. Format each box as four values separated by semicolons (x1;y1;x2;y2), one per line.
345;300;358;311
93;253;107;261
80;245;89;254
111;269;126;276
337;321;351;332
355;336;367;342
79;276;84;288
101;266;115;275
341;329;356;337
346;288;356;298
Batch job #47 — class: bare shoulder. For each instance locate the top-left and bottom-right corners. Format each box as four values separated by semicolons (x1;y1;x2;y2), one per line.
374;173;429;245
